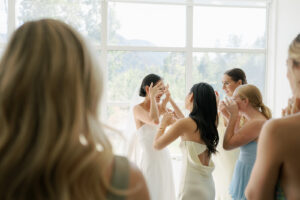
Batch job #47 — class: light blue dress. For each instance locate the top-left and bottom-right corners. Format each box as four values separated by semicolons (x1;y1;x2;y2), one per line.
229;141;257;200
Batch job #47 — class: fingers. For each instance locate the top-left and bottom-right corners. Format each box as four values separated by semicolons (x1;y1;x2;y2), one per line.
282;108;287;117
215;91;219;97
150;82;153;89
224;97;231;107
153;81;163;89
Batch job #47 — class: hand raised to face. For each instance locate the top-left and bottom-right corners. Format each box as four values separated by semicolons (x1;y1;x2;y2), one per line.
282;97;300;117
149;81;164;99
223;97;239;116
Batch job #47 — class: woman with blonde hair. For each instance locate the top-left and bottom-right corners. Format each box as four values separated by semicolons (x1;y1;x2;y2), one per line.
0;19;149;200
246;34;300;199
222;84;271;200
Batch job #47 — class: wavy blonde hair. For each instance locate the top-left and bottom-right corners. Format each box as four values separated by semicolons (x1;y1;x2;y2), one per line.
0;19;113;200
289;34;300;66
235;84;272;119
288;34;300;95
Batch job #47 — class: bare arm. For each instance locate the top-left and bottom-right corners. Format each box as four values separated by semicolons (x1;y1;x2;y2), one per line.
222;98;264;150
169;98;185;119
223;118;264;150
133;82;163;125
160;84;184;119
153;114;186;150
245;120;282;200
133;102;159;126
149;95;160;124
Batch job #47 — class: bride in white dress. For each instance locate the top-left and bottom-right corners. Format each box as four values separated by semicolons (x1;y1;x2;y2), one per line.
130;74;183;200
153;82;219;200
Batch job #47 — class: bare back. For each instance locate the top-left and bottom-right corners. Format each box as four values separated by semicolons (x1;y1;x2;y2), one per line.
278;114;300;199
246;113;300;200
180;117;211;166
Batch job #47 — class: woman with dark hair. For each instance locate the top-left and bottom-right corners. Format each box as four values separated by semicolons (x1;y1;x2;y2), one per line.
213;68;248;200
132;73;183;200
153;82;219;200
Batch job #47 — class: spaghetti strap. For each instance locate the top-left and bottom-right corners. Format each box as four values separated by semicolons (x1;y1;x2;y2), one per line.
107;156;130;200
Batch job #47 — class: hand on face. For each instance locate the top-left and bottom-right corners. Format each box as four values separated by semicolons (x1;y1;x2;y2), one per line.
282;97;300;117
149;81;164;100
223;97;239;116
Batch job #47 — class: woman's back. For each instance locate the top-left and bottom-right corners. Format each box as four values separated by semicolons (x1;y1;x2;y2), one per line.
274;114;300;199
178;118;215;200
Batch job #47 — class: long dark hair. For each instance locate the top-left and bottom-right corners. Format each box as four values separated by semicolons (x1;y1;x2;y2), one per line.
189;82;219;155
224;68;247;84
139;74;161;97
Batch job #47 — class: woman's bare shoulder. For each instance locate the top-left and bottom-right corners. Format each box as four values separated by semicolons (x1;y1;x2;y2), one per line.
260;114;300;140
176;117;196;127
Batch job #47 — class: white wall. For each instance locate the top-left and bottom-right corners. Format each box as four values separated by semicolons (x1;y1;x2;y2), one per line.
267;0;300;117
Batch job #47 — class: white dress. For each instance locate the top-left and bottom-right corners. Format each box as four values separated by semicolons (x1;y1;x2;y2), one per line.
178;140;215;200
131;124;175;200
212;117;239;200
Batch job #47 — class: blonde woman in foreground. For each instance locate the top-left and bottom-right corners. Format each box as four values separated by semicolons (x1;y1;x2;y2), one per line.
246;34;300;200
0;19;149;200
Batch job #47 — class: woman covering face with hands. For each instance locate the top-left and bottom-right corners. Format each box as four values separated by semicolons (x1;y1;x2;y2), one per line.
131;74;183;200
213;68;247;200
222;84;271;200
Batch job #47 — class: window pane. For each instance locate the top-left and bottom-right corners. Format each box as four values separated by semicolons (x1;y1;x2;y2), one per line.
104;105;129;155
16;0;101;44
0;0;7;43
193;53;265;99
108;2;185;47
193;6;266;48
108;51;186;102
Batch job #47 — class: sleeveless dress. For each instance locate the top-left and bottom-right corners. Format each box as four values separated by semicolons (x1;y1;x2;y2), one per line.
132;124;175;200
275;183;286;200
107;156;129;200
229;141;257;200
178;140;215;200
213;117;240;200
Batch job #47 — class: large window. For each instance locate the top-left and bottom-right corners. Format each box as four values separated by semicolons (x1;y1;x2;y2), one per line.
2;0;269;156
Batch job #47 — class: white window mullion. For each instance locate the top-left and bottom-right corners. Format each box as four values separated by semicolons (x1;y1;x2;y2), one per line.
101;0;109;120
7;0;16;36
265;0;277;114
186;0;193;94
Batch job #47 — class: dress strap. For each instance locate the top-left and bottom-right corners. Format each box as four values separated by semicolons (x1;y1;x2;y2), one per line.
107;156;130;200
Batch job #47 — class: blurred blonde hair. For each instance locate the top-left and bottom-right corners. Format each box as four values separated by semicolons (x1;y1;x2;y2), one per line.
288;34;300;90
236;84;272;119
0;19;113;200
289;34;300;66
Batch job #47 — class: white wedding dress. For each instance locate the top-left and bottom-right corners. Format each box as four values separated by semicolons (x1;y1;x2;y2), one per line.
130;124;175;200
178;140;215;200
